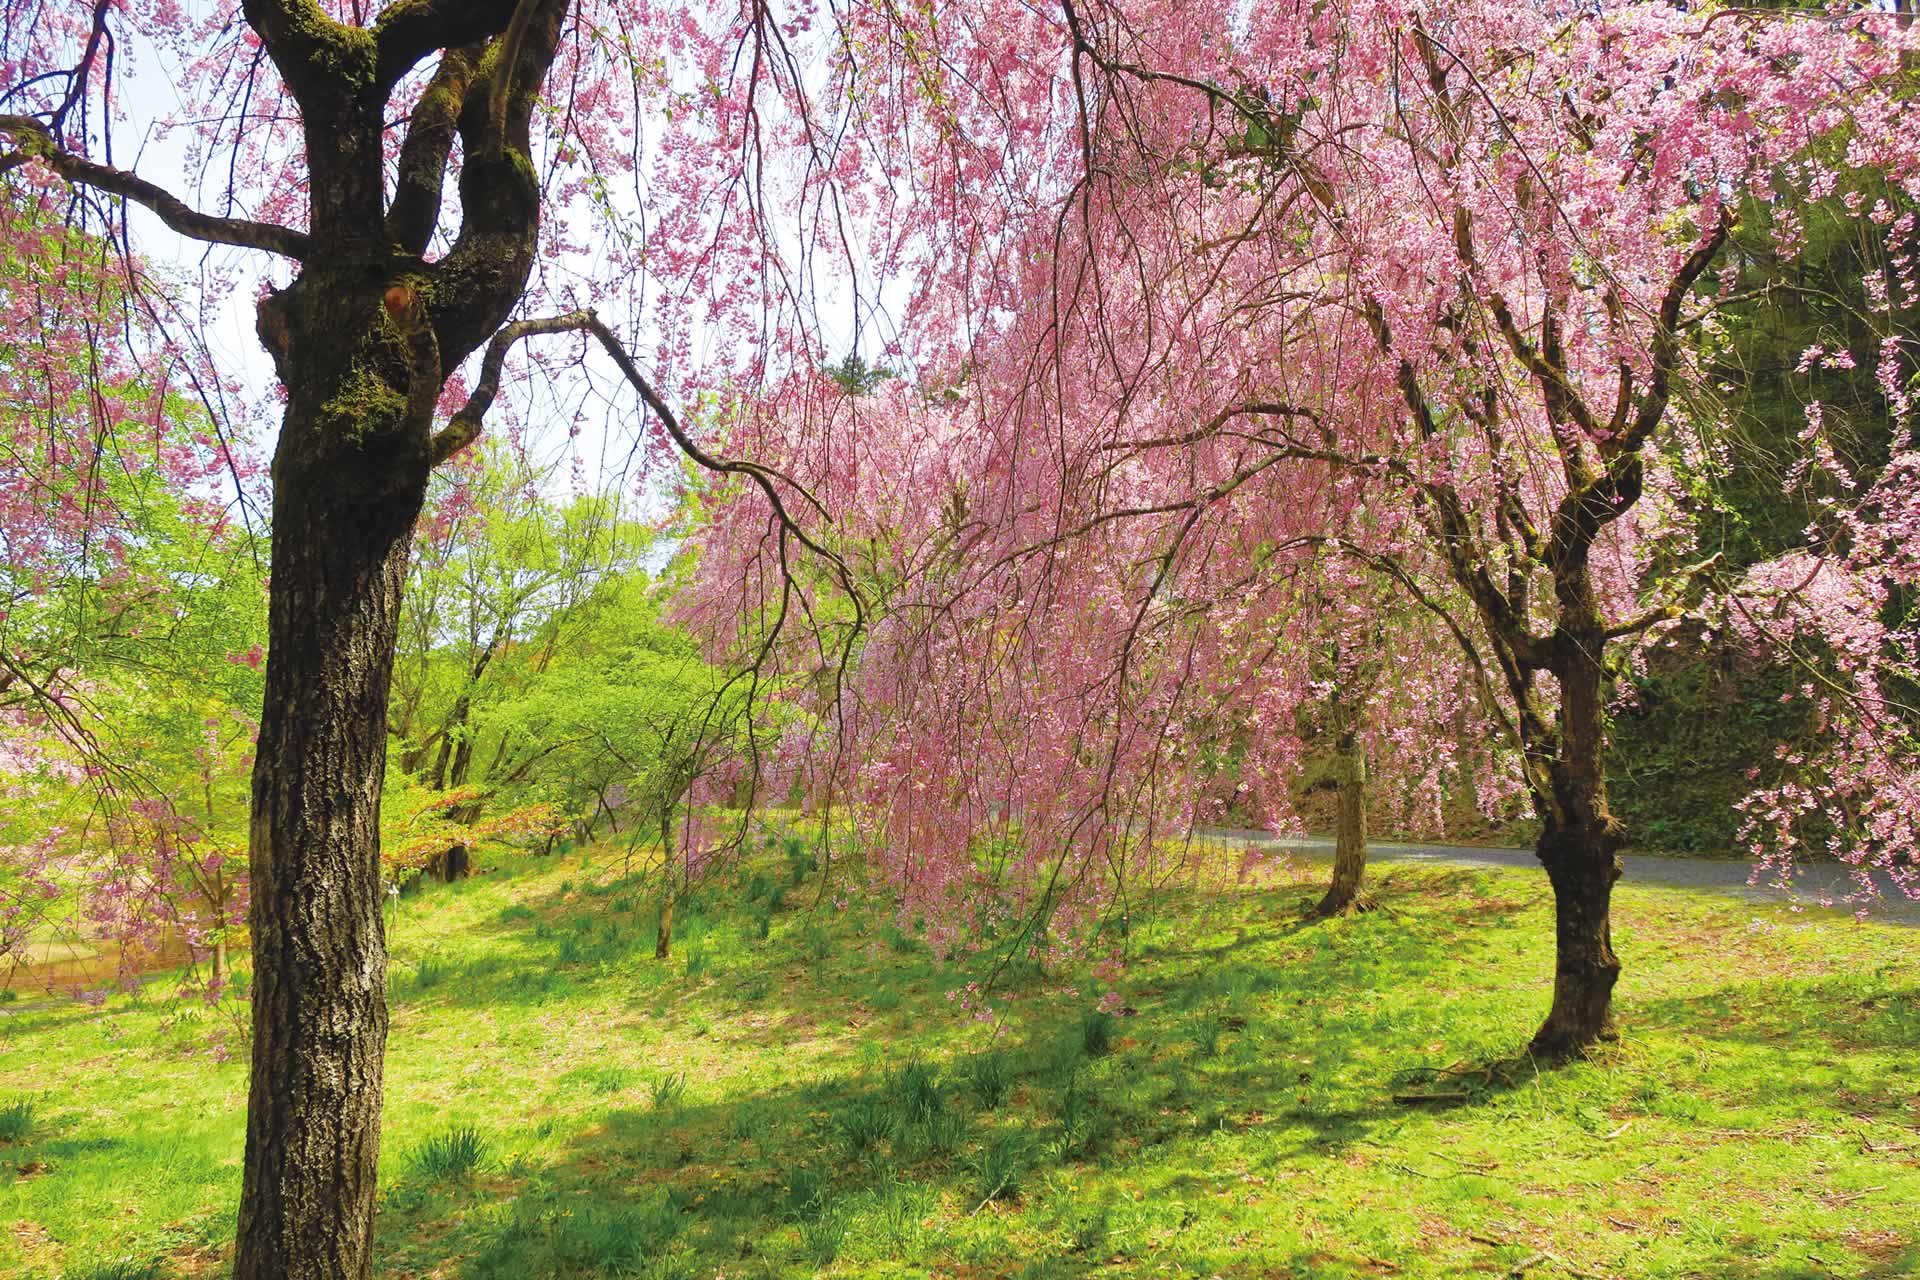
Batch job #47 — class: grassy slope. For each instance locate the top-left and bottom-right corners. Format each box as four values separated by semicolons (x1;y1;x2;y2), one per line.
1;847;1915;1280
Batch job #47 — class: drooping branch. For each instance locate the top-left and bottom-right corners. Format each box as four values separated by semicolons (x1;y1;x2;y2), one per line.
430;310;595;464
0;116;311;259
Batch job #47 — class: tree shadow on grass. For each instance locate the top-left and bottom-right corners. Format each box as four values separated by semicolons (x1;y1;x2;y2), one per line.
372;994;1397;1278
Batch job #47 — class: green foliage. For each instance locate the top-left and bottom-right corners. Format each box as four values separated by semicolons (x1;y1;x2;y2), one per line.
1079;1010;1115;1058
413;953;451;990
466;1192;683;1279
965;1051;1013;1108
967;1135;1029;1203
886;1054;945;1126
823;352;896;397
648;1070;690;1111
798;1199;851;1265
834;1098;896;1154
0;1098;35;1142
407;1125;490;1180
67;1260;169;1280
11;850;1920;1278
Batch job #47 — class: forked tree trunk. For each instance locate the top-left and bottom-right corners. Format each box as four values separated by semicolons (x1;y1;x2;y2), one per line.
1311;718;1371;918
235;376;430;1279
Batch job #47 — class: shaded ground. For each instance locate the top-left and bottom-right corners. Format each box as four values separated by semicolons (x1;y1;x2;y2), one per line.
1203;828;1920;926
2;848;1915;1278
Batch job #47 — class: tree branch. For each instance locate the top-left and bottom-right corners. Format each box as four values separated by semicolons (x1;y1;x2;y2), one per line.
373;0;522;90
430;310;594;464
0;116;311;259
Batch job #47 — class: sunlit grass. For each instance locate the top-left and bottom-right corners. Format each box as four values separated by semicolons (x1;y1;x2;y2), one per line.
1;844;1915;1277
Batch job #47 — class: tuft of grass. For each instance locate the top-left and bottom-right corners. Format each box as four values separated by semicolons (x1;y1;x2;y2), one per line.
887;1054;946;1125
904;1106;968;1158
967;1135;1028;1204
966;1051;1013;1108
726;1100;770;1141
1070;1204;1112;1254
0;1097;35;1142
496;903;536;924
407;1124;489;1180
798;1199;849;1265
69;1260;169;1280
1079;1009;1115;1057
561;1064;633;1096
413;952;450;990
467;1193;682;1279
833;1097;896;1153
648;1069;690;1111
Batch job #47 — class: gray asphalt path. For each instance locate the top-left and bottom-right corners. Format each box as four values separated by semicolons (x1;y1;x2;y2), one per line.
1201;828;1920;927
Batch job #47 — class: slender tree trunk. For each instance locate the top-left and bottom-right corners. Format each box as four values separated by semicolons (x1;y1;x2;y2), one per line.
1529;631;1624;1057
1311;713;1371;918
235;382;429;1280
655;809;675;959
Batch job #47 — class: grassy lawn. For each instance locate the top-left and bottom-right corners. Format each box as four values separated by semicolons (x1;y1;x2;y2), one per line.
1;844;1915;1279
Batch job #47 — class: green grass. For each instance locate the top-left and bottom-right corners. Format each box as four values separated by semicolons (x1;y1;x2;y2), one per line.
1;846;1916;1278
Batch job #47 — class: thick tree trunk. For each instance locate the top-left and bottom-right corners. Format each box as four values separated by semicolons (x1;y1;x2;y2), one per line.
235;402;428;1279
1531;819;1622;1055
1311;723;1370;918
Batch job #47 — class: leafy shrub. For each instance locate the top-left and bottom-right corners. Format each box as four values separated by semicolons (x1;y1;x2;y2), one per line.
408;1125;490;1180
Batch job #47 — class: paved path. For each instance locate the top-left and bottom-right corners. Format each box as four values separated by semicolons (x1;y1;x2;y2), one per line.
1200;828;1920;927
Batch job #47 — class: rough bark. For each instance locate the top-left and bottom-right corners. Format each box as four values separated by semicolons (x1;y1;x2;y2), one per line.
236;370;429;1279
1531;818;1622;1055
